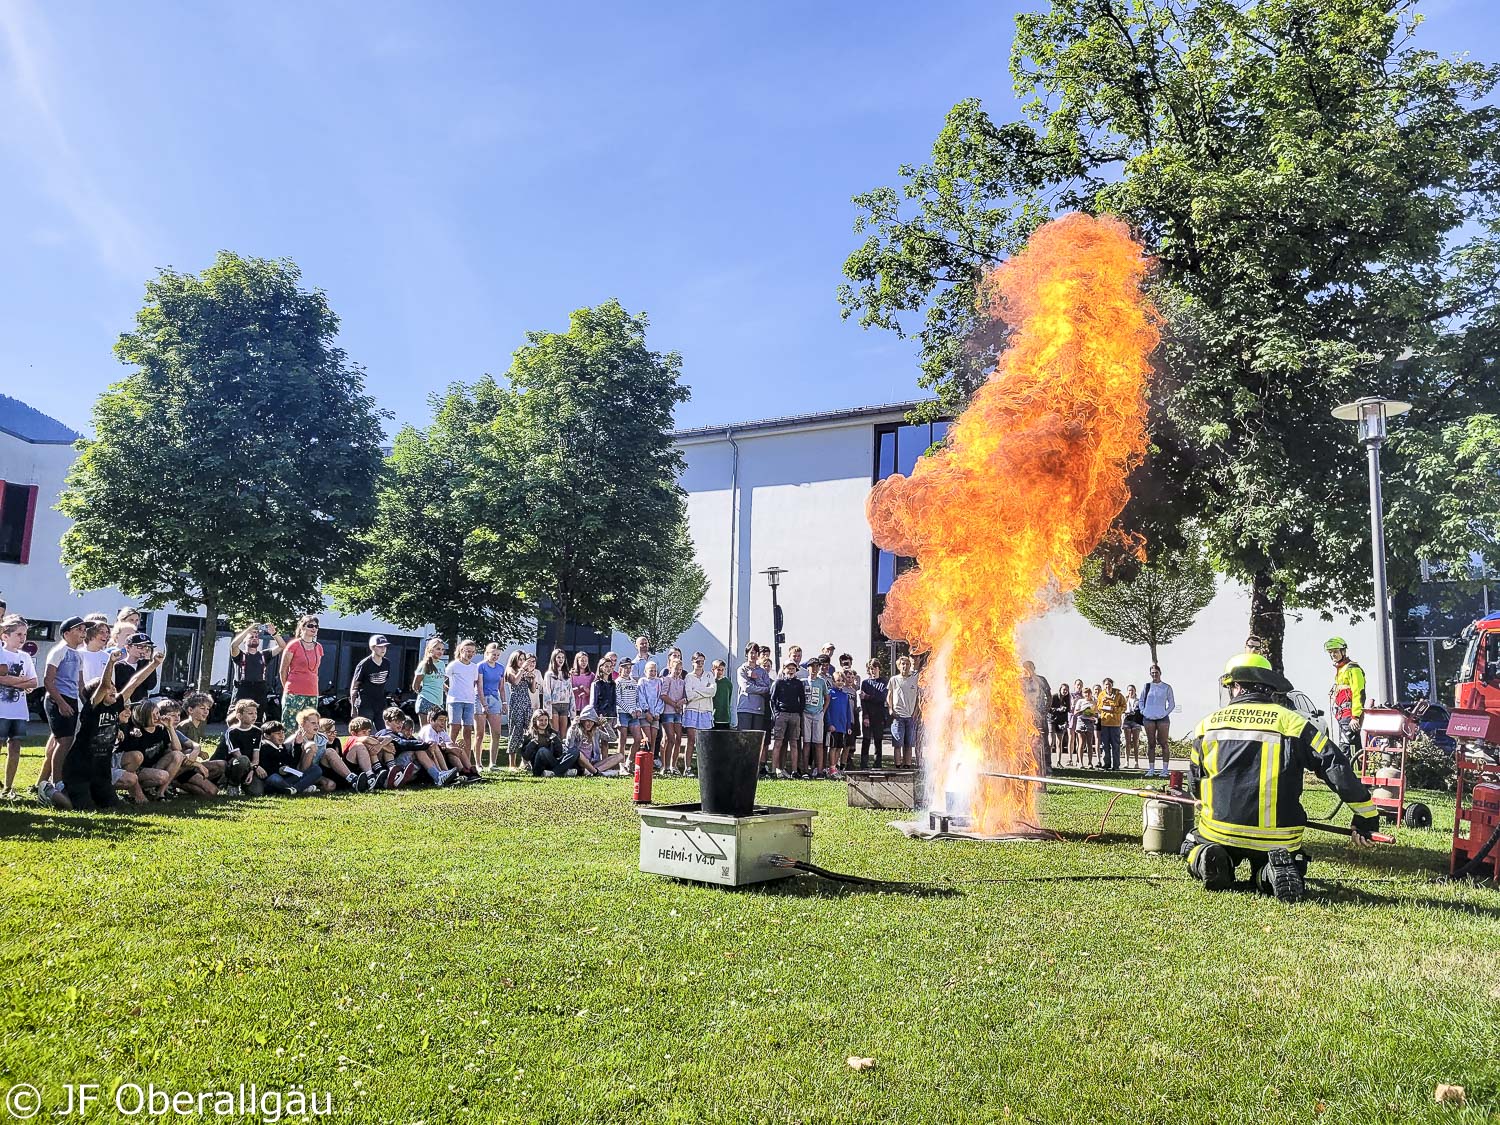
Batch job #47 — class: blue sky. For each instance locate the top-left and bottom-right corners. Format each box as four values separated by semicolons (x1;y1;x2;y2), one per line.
0;0;1488;435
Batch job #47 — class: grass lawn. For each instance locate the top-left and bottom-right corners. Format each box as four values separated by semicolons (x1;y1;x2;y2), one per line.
3;735;1498;1125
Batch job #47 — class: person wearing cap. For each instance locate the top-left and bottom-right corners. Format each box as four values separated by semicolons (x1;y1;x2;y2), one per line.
350;634;393;727
36;616;89;807
112;632;161;706
1181;652;1381;903
1323;636;1367;753
564;706;624;776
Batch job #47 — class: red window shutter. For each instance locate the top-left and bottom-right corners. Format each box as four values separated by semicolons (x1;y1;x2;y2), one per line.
19;485;38;564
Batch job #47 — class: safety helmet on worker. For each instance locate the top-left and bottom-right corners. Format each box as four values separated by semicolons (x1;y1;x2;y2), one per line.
1220;651;1293;693
1323;636;1348;653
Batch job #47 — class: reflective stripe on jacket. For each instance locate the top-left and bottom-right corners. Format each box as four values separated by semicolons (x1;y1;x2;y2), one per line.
1190;692;1377;852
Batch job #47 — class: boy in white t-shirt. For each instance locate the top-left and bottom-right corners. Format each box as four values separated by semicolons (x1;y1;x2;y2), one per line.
444;639;482;770
419;708;477;779
0;615;39;799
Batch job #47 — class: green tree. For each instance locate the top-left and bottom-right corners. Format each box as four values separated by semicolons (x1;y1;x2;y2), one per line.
616;519;711;651
328;377;531;647
841;0;1500;667
60;252;386;688
1072;547;1217;664
479;300;689;651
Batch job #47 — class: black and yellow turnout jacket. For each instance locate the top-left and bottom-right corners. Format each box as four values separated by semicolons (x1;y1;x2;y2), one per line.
1189;690;1379;851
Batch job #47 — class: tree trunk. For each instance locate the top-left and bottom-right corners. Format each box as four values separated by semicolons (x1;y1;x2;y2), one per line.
198;591;217;691
1249;570;1286;671
1149;639;1159;666
550;603;568;657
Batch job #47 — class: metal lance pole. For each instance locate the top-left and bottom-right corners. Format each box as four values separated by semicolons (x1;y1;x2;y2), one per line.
761;567;786;670
1332;397;1411;708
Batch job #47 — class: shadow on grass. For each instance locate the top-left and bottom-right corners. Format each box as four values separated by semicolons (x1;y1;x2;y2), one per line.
1307;878;1500;918
748;874;964;899
0;796;257;842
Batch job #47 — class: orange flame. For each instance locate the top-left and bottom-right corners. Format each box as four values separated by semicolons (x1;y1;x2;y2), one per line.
867;213;1159;834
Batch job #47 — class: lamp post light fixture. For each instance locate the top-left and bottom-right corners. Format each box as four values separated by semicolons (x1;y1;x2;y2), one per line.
1331;396;1412;707
761;567;787;670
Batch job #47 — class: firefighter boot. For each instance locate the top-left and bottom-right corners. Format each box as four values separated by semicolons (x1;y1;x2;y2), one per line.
1258;847;1306;904
1186;841;1235;891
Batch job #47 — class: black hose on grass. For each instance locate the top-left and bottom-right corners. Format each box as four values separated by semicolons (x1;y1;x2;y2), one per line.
1444;821;1500;883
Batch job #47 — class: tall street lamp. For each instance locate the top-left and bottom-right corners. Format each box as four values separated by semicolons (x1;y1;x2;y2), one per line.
761;566;786;670
1331;396;1412;707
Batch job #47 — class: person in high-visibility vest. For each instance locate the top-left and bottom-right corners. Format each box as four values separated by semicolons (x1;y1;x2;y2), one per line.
1183;652;1380;903
1324;636;1367;753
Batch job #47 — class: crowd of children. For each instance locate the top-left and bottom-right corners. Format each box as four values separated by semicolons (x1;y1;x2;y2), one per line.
1046;666;1177;777
4;594;1170;810
3;600;921;807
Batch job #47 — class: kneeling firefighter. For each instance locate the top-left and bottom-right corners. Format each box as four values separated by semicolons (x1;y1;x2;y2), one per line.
1182;653;1380;903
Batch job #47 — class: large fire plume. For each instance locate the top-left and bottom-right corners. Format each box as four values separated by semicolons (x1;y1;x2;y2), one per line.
867;213;1159;834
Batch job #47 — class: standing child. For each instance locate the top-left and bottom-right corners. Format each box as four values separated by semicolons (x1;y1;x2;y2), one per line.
570;652;595;717
504;650;534;769
1095;678;1126;770
637;661;664;767
658;650;688;774
711;659;732;730
825;663;853;776
858;659;888;769
477;643;507;771
768;660;806;779
590;652;619;744
613;658;641;767
1074;687;1099;768
412;639;449;725
444;639;481;767
1068;678;1086;765
1050;684;1072;768
888;656;919;770
544;650;573;736
682;651;716;776
801;659;830;778
1123;684;1144;769
0;615;38;799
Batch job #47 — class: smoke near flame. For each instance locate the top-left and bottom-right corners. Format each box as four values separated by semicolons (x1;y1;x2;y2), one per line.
867;213;1159;834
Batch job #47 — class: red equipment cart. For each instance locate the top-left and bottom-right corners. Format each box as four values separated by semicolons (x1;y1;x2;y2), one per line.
1447;709;1500;882
1357;707;1418;833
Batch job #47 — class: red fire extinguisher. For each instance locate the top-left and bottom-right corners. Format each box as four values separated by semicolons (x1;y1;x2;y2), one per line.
633;750;653;803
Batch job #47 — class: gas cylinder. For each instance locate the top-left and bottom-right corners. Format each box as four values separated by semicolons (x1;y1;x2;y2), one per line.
632;751;654;804
1142;799;1186;854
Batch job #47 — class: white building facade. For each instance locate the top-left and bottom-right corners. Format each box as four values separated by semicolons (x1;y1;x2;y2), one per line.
646;401;1384;723
0;394;426;696
10;391;1464;723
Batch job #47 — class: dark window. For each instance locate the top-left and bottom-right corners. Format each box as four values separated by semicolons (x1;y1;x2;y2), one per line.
0;482;38;564
535;609;611;671
876;550;895;595
877;431;896;479
896;424;929;477
870;417;949;658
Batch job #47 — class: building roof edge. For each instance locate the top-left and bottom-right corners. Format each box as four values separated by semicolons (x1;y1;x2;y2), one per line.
671;399;936;440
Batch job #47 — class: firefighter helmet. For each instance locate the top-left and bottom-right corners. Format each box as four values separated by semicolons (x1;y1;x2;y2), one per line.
1323;636;1348;652
1220;651;1292;693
